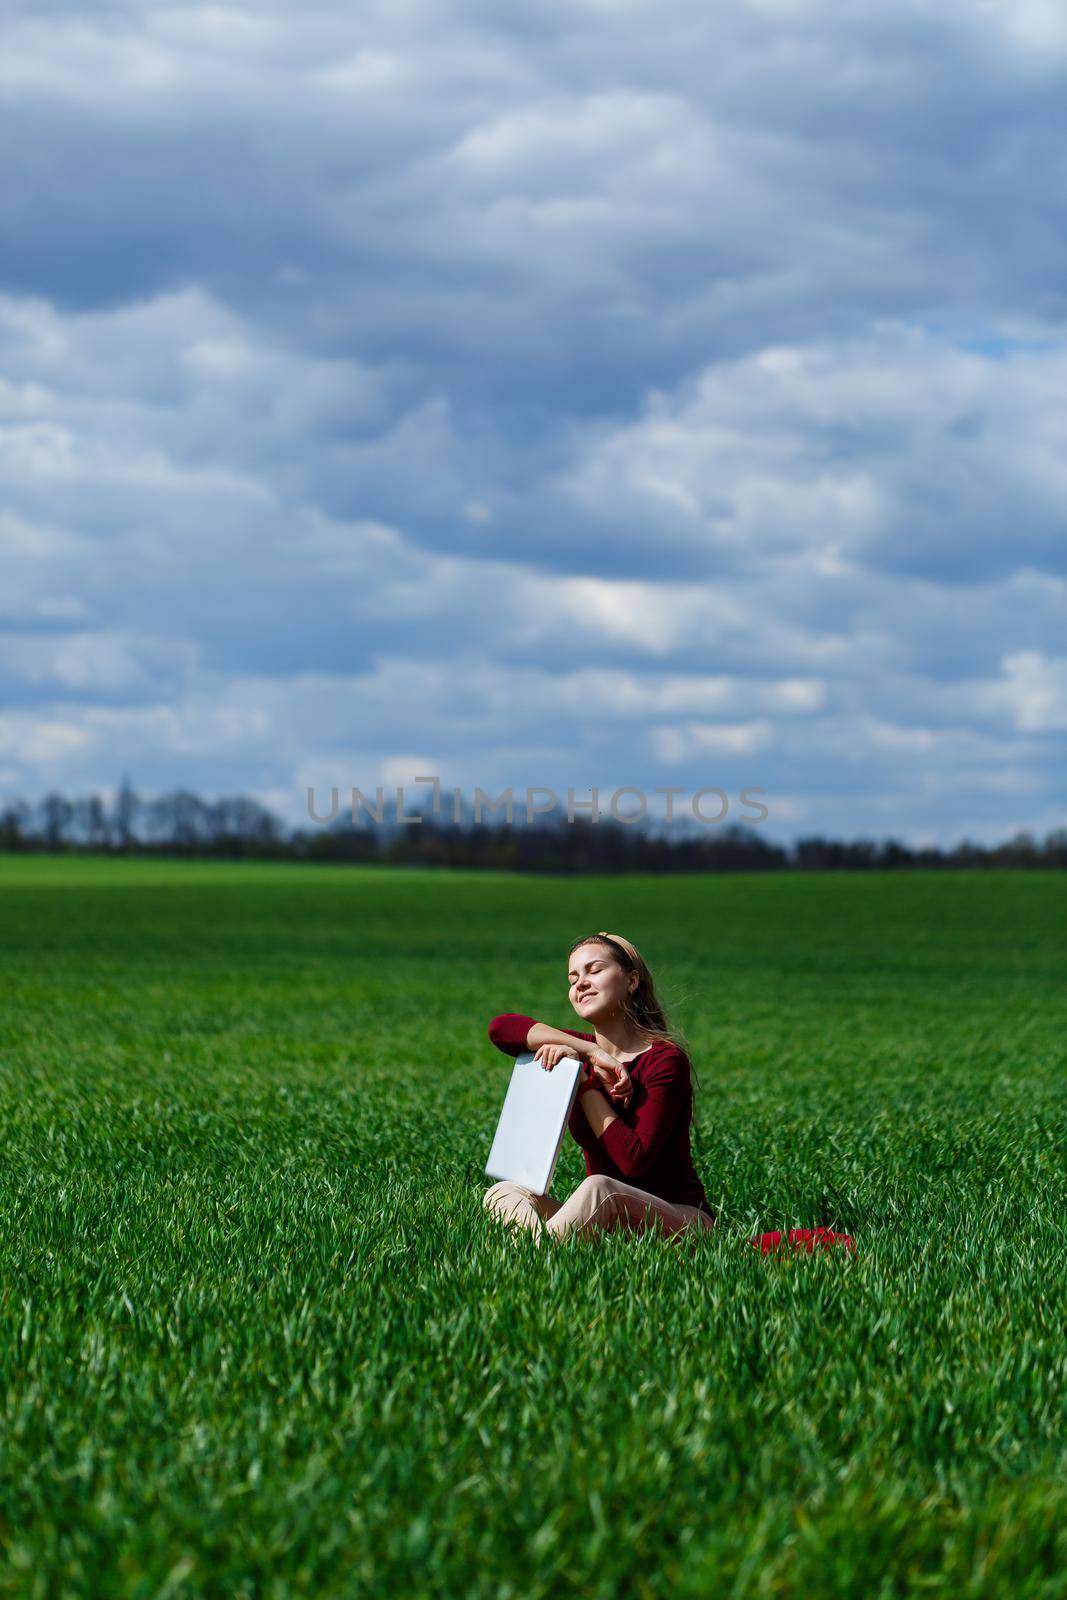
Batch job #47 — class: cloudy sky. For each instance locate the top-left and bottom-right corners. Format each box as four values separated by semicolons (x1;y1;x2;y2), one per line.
3;0;1066;846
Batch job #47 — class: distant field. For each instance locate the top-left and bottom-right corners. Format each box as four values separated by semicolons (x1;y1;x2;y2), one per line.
0;856;1064;1598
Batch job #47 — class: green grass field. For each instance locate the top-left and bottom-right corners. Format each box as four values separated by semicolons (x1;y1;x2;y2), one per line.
0;856;1064;1598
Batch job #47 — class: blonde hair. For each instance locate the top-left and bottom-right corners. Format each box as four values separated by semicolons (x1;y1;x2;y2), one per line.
567;930;700;1099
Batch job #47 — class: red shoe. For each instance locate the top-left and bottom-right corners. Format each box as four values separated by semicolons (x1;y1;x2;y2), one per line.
752;1229;855;1255
812;1227;855;1253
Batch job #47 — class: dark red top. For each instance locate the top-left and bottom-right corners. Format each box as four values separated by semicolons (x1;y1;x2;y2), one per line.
487;1013;714;1219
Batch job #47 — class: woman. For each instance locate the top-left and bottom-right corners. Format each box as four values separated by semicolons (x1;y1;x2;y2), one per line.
484;931;715;1247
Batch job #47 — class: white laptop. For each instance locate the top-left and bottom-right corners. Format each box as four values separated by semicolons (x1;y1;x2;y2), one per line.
484;1050;583;1196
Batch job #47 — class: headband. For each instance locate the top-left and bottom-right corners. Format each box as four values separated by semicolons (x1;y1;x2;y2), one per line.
593;931;639;966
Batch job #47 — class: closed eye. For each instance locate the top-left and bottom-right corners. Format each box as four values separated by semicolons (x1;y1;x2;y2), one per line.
569;962;604;984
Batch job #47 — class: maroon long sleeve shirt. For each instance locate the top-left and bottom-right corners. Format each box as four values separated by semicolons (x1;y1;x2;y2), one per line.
487;1013;714;1219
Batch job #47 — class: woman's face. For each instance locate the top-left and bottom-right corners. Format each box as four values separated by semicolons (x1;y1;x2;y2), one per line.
567;942;636;1023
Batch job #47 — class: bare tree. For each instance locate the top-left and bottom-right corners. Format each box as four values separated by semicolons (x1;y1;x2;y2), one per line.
113;778;139;850
39;792;73;849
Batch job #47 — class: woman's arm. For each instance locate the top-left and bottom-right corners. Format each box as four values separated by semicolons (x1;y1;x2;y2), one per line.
489;1013;606;1155
574;1084;619;1141
568;1095;598;1151
487;1013;595;1058
594;1051;690;1180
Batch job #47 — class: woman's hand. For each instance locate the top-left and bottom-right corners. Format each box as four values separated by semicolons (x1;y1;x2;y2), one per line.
532;1043;633;1108
532;1043;577;1074
591;1051;633;1108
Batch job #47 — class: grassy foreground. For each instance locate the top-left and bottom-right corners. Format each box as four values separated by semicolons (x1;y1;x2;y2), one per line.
0;856;1064;1599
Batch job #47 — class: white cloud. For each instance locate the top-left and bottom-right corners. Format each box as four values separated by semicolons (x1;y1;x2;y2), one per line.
560;328;1067;580
991;651;1067;732
650;721;775;762
0;714;91;765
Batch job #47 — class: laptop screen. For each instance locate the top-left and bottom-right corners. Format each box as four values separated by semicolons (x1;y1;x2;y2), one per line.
485;1050;583;1196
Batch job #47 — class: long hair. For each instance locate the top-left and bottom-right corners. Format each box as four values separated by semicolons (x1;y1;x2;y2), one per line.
567;930;701;1100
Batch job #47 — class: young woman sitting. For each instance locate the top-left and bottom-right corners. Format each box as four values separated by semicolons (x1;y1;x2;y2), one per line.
484;931;715;1247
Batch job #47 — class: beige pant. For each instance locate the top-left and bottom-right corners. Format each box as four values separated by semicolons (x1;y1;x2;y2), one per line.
484;1173;715;1249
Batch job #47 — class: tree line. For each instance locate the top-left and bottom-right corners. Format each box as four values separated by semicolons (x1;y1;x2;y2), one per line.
1;782;1064;872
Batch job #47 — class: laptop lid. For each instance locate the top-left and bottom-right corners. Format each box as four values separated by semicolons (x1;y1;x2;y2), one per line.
484;1050;583;1197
